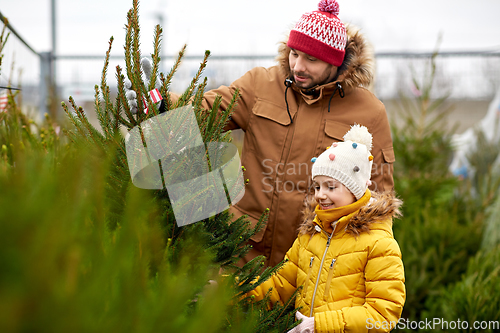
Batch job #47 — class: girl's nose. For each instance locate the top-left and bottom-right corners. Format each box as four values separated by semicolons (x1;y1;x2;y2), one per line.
315;188;326;200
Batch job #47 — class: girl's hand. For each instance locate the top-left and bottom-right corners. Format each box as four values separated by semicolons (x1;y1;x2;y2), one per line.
287;311;315;333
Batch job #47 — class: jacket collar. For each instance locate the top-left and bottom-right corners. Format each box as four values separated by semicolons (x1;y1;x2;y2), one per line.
314;190;371;234
300;191;403;237
292;80;343;105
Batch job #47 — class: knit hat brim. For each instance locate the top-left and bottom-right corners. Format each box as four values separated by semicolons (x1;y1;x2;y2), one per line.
288;30;345;67
312;166;365;200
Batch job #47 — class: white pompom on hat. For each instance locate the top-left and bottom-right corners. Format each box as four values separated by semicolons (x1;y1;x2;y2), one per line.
311;124;374;200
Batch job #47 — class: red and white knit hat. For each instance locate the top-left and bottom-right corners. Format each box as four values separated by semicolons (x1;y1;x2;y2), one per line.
287;0;347;67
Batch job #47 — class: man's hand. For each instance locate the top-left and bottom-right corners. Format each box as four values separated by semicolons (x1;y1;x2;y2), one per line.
124;79;138;114
124;57;161;114
287;311;315;333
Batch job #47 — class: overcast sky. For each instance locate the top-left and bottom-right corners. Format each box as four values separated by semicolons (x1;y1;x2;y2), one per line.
2;0;500;102
2;0;500;57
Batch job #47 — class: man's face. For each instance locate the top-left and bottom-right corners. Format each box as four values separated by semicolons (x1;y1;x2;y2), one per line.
289;49;338;89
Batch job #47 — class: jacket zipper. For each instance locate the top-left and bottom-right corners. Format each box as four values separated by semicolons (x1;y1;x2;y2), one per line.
302;256;315;297
323;258;337;301
309;222;336;317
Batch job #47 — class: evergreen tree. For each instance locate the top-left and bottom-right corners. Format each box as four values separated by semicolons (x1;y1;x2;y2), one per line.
390;49;484;324
59;1;298;331
2;3;300;333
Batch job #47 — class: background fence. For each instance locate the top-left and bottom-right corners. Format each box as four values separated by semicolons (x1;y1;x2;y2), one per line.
2;12;500;120
55;52;500;102
0;12;41;116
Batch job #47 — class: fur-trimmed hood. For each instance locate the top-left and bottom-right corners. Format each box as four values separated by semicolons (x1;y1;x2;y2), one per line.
299;191;403;236
276;24;375;92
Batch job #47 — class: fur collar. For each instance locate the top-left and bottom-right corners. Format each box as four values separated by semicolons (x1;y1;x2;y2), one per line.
299;191;403;236
275;24;375;92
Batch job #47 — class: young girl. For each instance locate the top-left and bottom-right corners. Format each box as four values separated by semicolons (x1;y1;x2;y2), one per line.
247;124;405;333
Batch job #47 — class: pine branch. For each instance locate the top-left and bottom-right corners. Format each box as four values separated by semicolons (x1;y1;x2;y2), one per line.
254;288;300;333
93;84;117;145
112;94;120;131
131;0;145;124
141;25;163;118
124;10;134;82
173;50;210;109
115;66;137;128
93;85;104;130
148;24;162;93
208;88;239;143
203;95;222;142
192;78;208;116
71;97;107;150
159;73;173;110
61;101;85;139
97;37;114;134
160;44;186;110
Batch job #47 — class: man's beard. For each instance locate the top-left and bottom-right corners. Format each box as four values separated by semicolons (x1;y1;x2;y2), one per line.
291;69;333;90
291;70;313;89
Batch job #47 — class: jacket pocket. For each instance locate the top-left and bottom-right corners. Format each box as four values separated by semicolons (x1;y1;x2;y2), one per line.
382;146;396;163
324;120;351;141
318;120;352;154
372;146;395;192
323;258;337;301
247;99;291;163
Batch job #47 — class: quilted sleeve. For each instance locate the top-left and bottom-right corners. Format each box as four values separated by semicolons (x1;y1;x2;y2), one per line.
246;237;301;305
314;236;405;333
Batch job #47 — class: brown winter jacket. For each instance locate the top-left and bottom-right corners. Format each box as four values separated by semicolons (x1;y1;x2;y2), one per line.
199;25;395;267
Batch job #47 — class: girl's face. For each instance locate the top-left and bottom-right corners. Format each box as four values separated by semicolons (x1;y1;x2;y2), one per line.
313;175;356;210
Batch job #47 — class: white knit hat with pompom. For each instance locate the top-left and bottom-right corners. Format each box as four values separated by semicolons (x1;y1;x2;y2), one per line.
311;124;373;199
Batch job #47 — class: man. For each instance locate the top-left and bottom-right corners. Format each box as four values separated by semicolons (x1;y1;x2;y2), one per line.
131;0;395;267
197;0;395;267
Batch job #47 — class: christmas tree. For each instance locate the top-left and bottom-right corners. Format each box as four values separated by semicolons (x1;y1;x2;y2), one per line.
0;0;297;331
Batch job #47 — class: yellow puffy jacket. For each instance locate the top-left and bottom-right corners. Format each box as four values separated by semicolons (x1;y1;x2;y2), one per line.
247;191;405;333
